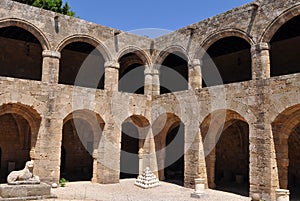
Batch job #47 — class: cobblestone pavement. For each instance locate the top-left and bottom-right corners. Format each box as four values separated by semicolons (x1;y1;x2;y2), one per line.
47;179;251;201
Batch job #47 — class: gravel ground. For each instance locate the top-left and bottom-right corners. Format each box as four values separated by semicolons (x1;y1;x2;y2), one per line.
47;179;251;201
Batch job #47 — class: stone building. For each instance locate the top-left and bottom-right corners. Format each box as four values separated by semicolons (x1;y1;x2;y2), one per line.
0;0;299;200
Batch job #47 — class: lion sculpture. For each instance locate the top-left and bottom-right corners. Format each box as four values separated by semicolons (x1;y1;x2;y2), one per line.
7;161;40;185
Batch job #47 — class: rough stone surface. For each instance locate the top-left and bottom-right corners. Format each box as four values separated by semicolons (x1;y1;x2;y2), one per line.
0;183;51;198
0;1;299;201
49;180;251;201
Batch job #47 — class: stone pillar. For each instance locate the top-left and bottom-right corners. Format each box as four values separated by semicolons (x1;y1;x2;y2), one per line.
96;120;121;184
104;61;120;91
250;122;276;201
251;43;271;80
152;68;160;96
197;128;208;188
92;149;98;183
189;59;202;90
206;150;216;189
142;129;158;177
34;118;63;184
138;148;144;176
42;50;61;84
144;66;152;96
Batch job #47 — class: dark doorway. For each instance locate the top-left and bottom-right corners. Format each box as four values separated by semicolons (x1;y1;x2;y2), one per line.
61;119;93;181
164;123;185;186
288;125;300;200
215;121;249;196
120;122;139;179
0;114;31;183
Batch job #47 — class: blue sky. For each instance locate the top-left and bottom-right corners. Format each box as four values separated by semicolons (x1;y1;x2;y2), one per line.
64;1;253;32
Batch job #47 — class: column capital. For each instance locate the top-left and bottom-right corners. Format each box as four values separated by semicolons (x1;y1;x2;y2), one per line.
152;69;160;76
144;66;152;75
104;61;120;69
189;59;202;68
42;50;61;59
251;43;270;53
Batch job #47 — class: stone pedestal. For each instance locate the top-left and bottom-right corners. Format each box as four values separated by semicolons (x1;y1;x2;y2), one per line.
191;178;208;199
0;183;55;200
275;189;290;201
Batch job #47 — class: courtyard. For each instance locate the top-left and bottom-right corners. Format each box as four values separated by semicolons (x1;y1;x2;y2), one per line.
48;179;251;201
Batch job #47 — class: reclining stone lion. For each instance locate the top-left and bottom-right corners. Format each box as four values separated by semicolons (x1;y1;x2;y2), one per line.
7;161;40;185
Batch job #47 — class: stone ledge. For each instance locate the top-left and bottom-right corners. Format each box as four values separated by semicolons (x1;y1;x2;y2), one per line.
0;183;55;199
0;195;56;201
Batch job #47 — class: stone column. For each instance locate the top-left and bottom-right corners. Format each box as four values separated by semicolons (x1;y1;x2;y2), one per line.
152;68;160;96
92;149;98;183
250;123;275;201
251;43;270;80
104;61;120;91
189;59;202;90
138;148;144;176
197;128;208;188
206;149;216;189
142;129;158;177
144;66;152;96
96;120;121;184
42;50;61;84
157;151;166;180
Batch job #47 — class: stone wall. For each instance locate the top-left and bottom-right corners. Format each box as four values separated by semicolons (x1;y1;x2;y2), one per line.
0;0;299;200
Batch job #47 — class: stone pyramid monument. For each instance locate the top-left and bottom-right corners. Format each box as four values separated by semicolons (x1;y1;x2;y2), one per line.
135;167;160;189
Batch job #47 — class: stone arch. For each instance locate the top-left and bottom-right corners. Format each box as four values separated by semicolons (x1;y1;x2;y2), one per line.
0;103;41;148
201;109;247;139
57;35;108;89
261;5;300;77
200;109;249;196
196;30;253;87
260;4;300;43
272;104;300;193
56;34;111;61
194;28;254;59
155;46;190;94
153;113;185;185
120;115;150;179
0;103;41;182
117;46;151;66
0;18;50;50
61;109;105;181
154;45;191;66
63;109;105;145
117;47;151;94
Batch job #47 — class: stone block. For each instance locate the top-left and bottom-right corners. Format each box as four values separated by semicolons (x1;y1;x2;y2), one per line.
0;183;54;200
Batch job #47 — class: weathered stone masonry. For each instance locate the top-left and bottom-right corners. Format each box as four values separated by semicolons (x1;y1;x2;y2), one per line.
0;0;300;200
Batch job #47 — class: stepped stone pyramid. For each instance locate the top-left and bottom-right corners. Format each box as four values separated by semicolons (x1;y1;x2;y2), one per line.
135;167;160;189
